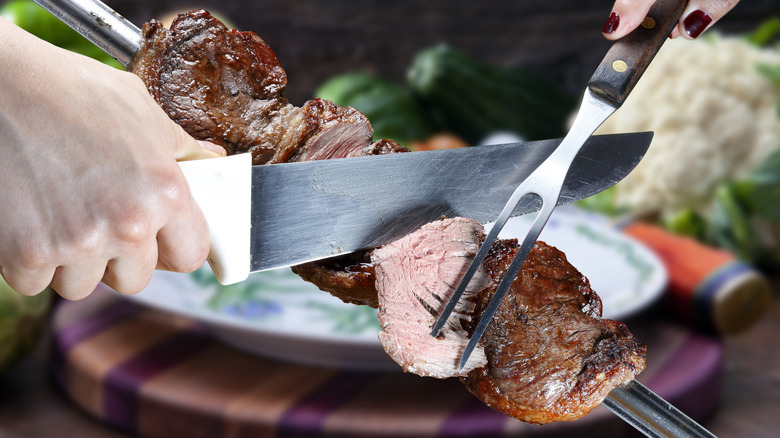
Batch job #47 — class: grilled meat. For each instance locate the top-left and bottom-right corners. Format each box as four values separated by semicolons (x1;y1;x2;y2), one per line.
460;237;646;424
129;10;406;164
129;10;405;309
372;217;491;377
291;251;379;308
369;217;645;422
129;10;646;425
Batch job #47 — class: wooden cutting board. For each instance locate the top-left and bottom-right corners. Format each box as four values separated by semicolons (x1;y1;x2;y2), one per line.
50;287;723;438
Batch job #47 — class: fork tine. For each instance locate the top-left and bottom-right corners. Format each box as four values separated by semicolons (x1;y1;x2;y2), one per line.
458;199;557;370
433;88;618;368
430;181;537;338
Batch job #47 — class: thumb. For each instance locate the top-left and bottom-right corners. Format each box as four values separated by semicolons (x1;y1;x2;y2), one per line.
171;126;226;161
602;0;656;41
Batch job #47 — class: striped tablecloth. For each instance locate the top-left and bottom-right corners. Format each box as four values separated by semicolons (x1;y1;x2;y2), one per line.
50;286;723;438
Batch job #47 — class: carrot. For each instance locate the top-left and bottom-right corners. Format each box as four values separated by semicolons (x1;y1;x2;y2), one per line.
624;222;771;336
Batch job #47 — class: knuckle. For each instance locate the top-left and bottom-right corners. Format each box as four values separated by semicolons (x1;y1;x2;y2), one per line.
15;244;54;273
158;171;192;209
113;205;155;244
159;236;209;274
102;253;156;295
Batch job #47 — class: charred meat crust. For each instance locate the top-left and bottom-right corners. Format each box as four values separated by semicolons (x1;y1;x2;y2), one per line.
291;250;379;308
129;10;287;158
128;10;406;167
460;240;646;424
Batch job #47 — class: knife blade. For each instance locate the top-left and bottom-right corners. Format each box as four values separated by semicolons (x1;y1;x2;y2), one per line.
178;132;650;284
32;0;651;285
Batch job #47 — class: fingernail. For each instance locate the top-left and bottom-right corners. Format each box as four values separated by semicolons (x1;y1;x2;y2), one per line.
602;12;620;34
683;10;712;39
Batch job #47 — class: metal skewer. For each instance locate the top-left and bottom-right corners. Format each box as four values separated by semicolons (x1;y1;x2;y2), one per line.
32;0;141;66
29;1;719;436
605;380;717;438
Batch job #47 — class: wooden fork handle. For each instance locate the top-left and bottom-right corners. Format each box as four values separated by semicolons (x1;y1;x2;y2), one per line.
588;0;687;107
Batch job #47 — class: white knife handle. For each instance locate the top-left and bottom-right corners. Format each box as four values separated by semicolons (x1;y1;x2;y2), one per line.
178;154;252;285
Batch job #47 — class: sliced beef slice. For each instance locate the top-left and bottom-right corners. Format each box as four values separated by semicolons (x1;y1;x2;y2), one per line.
129;10;288;161
372;217;491;378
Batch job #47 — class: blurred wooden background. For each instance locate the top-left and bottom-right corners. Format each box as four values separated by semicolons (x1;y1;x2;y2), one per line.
110;0;780;105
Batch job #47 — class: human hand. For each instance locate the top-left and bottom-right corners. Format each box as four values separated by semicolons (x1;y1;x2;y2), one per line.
0;18;225;300
602;0;740;40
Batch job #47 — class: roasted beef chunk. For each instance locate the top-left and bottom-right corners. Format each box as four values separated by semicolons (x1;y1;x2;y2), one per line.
460;238;646;424
130;11;645;425
128;10;406;165
291;250;378;308
129;10;287;160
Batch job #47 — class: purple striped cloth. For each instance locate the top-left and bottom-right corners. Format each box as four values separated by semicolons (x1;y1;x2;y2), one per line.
50;285;723;438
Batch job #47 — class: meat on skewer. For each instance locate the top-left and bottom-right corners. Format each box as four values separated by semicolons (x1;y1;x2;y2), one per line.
129;10;646;425
372;217;645;423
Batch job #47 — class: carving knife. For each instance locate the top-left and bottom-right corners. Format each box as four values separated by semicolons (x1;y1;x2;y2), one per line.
32;0;651;285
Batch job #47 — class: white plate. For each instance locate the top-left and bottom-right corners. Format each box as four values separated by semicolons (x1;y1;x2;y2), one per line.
125;207;667;371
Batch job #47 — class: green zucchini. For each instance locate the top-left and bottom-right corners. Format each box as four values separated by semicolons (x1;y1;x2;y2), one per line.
407;45;574;143
314;72;435;146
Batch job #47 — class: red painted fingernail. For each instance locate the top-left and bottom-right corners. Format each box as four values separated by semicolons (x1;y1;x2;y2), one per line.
602;12;620;34
683;10;712;39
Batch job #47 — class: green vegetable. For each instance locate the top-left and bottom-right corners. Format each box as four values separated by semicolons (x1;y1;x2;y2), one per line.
314;72;435;146
744;17;780;47
706;182;780;268
756;63;780;115
707;184;754;259
574;186;628;218
0;275;52;372
731;147;780;222
707;148;780;268
406;44;575;143
678;147;780;268
662;208;708;242
1;0;122;68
